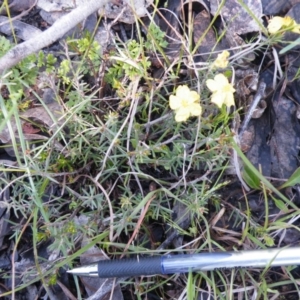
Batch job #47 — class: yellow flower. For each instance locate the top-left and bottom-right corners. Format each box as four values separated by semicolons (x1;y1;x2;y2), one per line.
206;74;235;108
169;85;202;122
268;16;297;34
212;50;230;69
292;24;300;34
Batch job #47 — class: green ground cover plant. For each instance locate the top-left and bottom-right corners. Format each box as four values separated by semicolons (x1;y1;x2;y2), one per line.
1;1;300;299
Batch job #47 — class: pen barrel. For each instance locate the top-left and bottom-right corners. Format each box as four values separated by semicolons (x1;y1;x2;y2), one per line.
161;248;300;273
97;256;162;278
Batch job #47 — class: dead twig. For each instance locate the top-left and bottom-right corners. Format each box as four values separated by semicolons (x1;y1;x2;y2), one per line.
239;81;266;138
0;0;109;73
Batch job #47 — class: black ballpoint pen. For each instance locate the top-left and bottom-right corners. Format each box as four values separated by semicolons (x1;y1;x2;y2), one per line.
67;247;300;278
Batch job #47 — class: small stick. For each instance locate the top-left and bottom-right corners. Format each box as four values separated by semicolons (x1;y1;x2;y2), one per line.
239;81;266;138
0;0;109;73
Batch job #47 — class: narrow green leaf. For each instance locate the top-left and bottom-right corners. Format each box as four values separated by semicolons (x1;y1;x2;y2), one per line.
243;163;261;189
279;167;300;189
230;137;298;210
272;197;289;213
279;37;300;54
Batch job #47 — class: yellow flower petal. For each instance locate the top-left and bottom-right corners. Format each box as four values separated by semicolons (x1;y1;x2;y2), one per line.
207;74;235;108
224;92;235;107
189;103;202;116
169;85;202;122
188;91;200;103
169;95;181;110
175;85;191;99
175;107;190;122
211;92;225;108
214;73;230;86
282;16;294;27
206;79;218;92
292;24;300;34
268;16;298;34
268;16;284;34
213;50;230;69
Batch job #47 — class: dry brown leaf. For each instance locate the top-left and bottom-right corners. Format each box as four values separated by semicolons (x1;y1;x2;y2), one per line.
22;122;40;134
0;101;64;144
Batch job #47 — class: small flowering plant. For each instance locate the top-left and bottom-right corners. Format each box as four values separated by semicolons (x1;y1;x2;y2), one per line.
169;85;202;122
206;74;235;108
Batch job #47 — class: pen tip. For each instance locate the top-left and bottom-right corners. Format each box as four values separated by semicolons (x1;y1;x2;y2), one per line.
66;264;99;277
